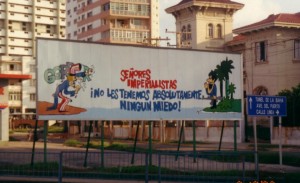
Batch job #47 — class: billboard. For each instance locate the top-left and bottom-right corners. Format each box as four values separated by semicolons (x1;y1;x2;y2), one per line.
37;39;243;120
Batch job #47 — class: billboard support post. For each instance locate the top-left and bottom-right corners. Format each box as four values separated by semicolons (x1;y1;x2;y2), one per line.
193;121;196;163
175;120;184;161
148;122;152;166
31;120;38;166
131;121;140;164
218;120;225;151
44;120;48;163
84;121;93;167
253;117;259;180
234;120;237;151
101;120;104;168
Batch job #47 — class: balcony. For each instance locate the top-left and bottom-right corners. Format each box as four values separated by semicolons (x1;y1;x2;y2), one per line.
0;3;4;11
7;13;32;22
8;0;31;6
99;0;150;5
8;47;32;56
35;0;57;9
8;100;22;107
8;5;32;14
0;11;5;19
8;85;22;92
0;46;5;54
35;32;57;39
35;16;57;25
35;8;58;17
8;39;32;47
110;10;150;18
0;28;5;36
7;30;32;39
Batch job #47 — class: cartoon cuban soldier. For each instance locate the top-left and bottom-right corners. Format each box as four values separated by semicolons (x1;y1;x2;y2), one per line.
204;70;218;109
47;63;82;112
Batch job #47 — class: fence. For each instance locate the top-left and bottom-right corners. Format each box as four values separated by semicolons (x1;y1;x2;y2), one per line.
0;150;283;183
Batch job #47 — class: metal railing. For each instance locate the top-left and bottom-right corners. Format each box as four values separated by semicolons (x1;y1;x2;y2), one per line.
0;150;279;183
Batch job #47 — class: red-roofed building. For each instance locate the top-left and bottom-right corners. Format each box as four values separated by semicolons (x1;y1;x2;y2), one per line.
227;12;300;96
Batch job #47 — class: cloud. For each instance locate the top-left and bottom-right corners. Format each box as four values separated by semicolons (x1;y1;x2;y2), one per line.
233;0;281;28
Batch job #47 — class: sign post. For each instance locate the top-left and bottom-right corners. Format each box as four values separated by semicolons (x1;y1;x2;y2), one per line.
247;95;287;172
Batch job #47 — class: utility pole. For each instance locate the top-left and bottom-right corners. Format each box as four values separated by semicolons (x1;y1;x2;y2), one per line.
165;29;182;48
138;37;170;47
165;29;192;49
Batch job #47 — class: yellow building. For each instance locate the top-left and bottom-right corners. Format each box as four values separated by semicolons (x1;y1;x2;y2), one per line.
165;0;243;50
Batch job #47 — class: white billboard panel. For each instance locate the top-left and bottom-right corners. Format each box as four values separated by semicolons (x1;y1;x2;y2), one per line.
37;39;243;120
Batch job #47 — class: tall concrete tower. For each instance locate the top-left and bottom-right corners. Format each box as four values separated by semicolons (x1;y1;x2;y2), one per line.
165;0;243;50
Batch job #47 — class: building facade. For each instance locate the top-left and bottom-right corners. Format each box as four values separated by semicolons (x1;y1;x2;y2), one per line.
165;0;243;50
67;0;160;46
0;0;66;141
227;13;300;96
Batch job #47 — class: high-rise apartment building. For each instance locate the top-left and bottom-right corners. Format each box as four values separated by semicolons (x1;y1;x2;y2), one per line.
0;0;66;141
67;0;159;45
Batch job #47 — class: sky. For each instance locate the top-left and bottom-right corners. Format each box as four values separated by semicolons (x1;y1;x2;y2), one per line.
160;0;300;45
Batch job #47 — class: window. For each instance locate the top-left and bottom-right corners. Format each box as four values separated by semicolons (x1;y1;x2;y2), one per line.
103;3;110;11
217;24;222;38
9;64;15;71
208;23;213;38
87;11;92;17
30;93;36;101
87;24;92;30
255;41;267;62
181;26;186;41
295;39;300;60
187;24;192;40
9;91;22;101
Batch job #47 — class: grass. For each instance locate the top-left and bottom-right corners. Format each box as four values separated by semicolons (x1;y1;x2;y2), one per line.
64;139;83;147
47;126;64;133
204;99;242;112
63;139;147;152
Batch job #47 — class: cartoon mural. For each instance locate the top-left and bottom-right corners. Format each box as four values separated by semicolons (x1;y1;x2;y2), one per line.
204;70;218;109
43;62;94;114
37;39;243;120
203;57;240;113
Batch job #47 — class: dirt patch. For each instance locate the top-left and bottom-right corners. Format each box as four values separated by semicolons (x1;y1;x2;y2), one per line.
37;101;86;115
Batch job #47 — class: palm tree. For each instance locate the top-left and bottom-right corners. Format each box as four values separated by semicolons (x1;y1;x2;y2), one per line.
221;57;235;98
228;82;236;99
214;64;225;98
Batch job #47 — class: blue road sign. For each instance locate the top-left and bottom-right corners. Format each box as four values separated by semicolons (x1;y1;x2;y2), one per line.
247;95;287;116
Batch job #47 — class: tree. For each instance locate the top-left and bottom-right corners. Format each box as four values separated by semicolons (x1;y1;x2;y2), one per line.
228;82;236;99
215;58;235;98
278;83;300;126
221;57;235;98
215;64;225;98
